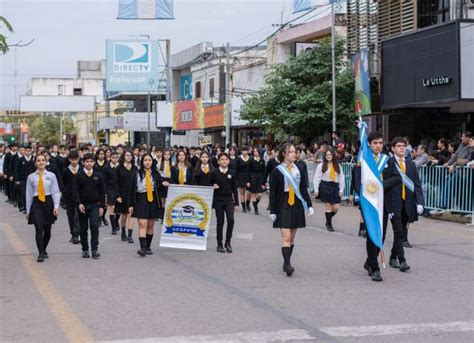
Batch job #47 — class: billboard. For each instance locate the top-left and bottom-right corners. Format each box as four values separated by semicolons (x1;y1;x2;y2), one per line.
106;39;160;92
123;112;160;132
204;104;224;128
180;74;193;100
173;99;203;130
20;96;96;112
352;49;371;116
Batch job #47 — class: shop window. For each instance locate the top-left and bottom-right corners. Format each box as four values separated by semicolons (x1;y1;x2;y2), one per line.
73;88;82;95
209;78;215;98
195;81;201;99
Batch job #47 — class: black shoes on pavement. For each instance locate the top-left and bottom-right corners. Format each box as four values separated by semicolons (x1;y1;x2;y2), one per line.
82;251;90;258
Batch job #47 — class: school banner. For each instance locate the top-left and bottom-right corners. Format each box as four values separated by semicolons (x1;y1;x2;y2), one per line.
160;184;214;251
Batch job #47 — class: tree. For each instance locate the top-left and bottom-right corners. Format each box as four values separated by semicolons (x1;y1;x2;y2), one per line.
240;37;355;141
0;16;14;54
29;115;75;145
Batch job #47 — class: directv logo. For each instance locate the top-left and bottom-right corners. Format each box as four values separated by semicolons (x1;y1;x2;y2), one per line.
113;42;151;73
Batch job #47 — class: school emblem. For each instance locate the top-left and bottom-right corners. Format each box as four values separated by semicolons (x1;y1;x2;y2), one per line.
164;194;210;237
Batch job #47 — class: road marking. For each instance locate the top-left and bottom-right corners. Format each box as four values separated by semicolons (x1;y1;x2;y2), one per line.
1;223;93;343
307;226;344;236
208;232;254;240
98;329;315;342
319;320;474;337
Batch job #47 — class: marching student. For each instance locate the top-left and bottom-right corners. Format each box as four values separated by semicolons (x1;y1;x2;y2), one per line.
62;150;82;244
228;147;238;171
264;147;279;211
5;143;19;206
388;137;424;271
192;151;214;186
115;150;138;243
235;146;251;212
246;147;265;215
171;149;193;185
25;153;61;262
313;147;345;232
130;153;163;257
209;153;239;253
14;145;35;214
12;145;25;211
269;143;314;277
73;153;106;259
157;149;173;207
94;148;109;227
104;151;120;235
0;144;5;193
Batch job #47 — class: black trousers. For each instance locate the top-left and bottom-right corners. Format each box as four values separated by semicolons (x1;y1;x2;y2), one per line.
401;207;410;242
214;200;235;244
79;204;100;251
365;211;388;272
386;213;405;262
4;178;11;200
66;201;80;238
35;223;52;255
10;179;16;203
16;181;26;210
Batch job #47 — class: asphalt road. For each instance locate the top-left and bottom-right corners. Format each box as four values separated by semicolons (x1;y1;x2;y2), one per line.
1;192;473;343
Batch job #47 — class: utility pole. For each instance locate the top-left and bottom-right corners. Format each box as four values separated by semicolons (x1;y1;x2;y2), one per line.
147;91;151;146
331;1;337;146
225;42;231;146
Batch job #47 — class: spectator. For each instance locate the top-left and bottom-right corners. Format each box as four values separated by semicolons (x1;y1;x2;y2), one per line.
467;137;474;169
332;132;344;146
413;145;429;168
444;131;471;173
342;150;353;163
404;136;413;158
429;138;450;166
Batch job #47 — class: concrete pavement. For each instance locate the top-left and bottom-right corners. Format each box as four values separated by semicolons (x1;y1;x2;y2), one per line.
1;192;473;342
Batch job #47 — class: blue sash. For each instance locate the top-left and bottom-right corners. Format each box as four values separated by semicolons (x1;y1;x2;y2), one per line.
376;154;389;174
395;162;415;193
277;164;308;212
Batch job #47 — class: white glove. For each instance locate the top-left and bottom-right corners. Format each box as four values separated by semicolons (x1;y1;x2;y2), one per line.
269;214;277;222
388;213;394;220
307;207;314;216
417;205;424;215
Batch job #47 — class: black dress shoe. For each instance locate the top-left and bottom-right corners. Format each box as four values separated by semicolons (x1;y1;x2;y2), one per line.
37;255;45;262
326;224;335;232
363;261;371;276
389;258;400;269
91;250;100;259
224;244;233;253
399;260;411;272
285;264;295;277
403;241;413;248
43;251;49;259
217;245;225;253
254;208;259;215
145;248;153;255
111;229;117;235
69;237;74;243
121;232;128;241
103;218;109;226
137;249;146;257
82;251;90;258
242;206;247;213
128;237;134;244
371;270;383;282
72;237;80;244
246;204;251;212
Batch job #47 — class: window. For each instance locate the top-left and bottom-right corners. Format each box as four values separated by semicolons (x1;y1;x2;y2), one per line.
418;0;450;28
195;81;201;98
209;78;215;99
73;88;82;95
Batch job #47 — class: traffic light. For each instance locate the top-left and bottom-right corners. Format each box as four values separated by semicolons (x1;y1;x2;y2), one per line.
9;135;15;143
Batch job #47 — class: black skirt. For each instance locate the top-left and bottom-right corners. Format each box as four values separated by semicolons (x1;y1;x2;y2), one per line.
106;191;117;206
236;174;249;188
319;181;341;204
158;177;171;198
273;192;306;229
247;172;265;193
28;195;57;226
132;193;160;219
115;199;132;214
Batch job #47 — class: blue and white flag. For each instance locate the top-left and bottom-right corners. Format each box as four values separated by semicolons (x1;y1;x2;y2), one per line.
118;0;174;20
358;120;388;249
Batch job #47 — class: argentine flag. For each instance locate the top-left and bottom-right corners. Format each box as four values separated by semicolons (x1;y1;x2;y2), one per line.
358;120;388;249
118;0;174;20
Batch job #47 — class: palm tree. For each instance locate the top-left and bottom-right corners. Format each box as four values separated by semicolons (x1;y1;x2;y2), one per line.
0;16;14;54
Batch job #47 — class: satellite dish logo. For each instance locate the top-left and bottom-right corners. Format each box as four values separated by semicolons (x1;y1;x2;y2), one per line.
113;42;151;73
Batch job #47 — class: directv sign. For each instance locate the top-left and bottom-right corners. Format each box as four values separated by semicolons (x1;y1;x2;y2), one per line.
106;40;159;92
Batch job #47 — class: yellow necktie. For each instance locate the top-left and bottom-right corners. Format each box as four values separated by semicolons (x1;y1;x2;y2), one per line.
329;163;336;181
164;162;170;177
203;164;208;174
179;166;185;185
72;168;77;175
145;170;153;202
38;172;46;202
400;159;406;200
86;170;92;177
287;165;295;206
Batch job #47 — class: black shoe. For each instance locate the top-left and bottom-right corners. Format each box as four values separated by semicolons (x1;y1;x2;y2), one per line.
363;261;371;276
284;264;295;277
403;241;413;248
371;270;383;282
224;243;233;253
72;237;80;244
242;206;247;213
254;208;259;215
98;221;102;227
326;223;335;232
91;250;100;259
82;251;90;258
121;231;128;241
145;248;153;255
283;263;288;272
37;255;45;263
69;237;74;243
389;258;400;269
137;249;146;257
128;237;134;244
111;229;117;235
246;204;251;212
43;251;49;259
399;260;411;272
22;210;26;214
217;245;225;253
358;229;367;237
102;218;109;226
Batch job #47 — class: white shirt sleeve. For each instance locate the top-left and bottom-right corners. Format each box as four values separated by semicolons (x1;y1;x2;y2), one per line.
26;174;34;214
49;172;61;209
338;167;345;193
313;163;322;193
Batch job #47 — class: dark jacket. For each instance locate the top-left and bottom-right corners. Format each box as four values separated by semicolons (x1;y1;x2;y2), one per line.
192;165;213;186
116;164;138;205
73;169;106;207
14;156;35;181
171;164;193;185
264;158;279;183
129;169;163;208
62;165;83;203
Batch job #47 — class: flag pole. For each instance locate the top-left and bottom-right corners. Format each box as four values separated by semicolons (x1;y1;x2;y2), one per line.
331;1;336;145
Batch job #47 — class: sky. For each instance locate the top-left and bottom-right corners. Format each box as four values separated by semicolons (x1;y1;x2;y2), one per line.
0;0;308;109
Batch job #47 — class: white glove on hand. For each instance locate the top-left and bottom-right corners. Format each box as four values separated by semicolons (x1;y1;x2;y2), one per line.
417;205;424;215
269;214;277;222
388;213;394;220
308;207;314;216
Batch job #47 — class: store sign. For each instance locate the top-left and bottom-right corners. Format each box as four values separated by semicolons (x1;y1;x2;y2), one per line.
422;76;451;87
204;104;225;128
173;99;203;130
181;111;193;122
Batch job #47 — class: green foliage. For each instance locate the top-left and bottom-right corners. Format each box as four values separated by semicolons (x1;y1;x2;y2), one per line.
240;37;355;140
0;16;14;54
29;115;75;145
